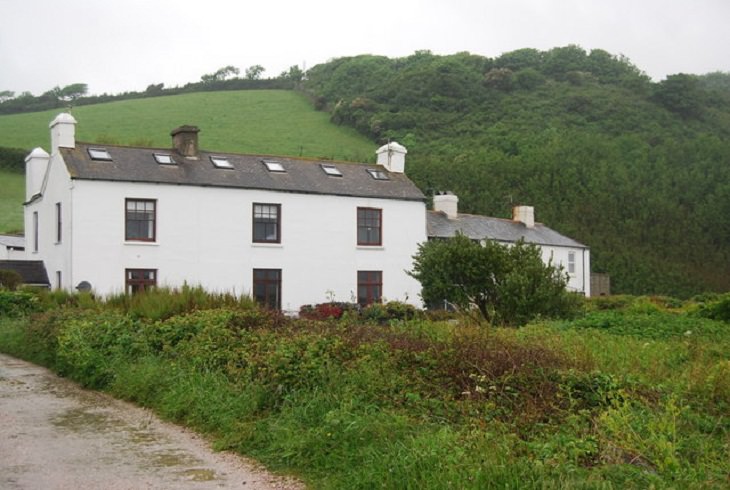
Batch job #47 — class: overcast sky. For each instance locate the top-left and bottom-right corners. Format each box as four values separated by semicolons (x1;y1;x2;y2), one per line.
2;0;729;96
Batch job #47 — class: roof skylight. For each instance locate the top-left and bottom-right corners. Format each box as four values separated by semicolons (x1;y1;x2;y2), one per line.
321;163;343;177
367;168;390;180
210;156;234;169
154;153;176;165
88;148;112;161
262;159;286;173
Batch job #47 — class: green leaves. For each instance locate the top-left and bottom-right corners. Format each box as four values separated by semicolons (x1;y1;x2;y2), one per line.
409;235;575;325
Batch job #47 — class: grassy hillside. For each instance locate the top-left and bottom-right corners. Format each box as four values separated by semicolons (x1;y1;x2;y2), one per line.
0;90;376;233
0;171;24;234
0;90;375;161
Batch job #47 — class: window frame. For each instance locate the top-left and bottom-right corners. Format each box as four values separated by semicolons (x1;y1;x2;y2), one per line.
357;270;382;306
253;268;282;310
568;251;576;275
125;268;157;294
252;203;281;244
32;211;38;253
125;198;157;242
55;202;62;243
357;207;382;246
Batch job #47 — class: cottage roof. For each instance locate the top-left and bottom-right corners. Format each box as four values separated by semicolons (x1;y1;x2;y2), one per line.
427;211;588;249
0;260;50;286
59;143;425;202
0;235;25;249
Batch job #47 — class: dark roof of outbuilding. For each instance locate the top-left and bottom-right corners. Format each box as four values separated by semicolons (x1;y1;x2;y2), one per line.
0;260;50;286
60;143;426;202
427;211;588;248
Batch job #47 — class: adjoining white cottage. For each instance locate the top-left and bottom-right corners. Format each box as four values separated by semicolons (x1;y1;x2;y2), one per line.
24;113;427;312
427;192;591;296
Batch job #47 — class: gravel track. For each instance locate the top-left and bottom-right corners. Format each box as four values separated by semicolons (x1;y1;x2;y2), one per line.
0;353;303;490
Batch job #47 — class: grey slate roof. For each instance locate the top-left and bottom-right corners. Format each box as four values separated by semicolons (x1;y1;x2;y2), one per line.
0;260;50;286
60;143;426;202
427;211;588;249
0;235;25;249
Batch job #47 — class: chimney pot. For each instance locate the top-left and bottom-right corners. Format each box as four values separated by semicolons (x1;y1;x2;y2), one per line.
512;205;535;228
433;191;459;219
375;141;407;173
171;125;200;158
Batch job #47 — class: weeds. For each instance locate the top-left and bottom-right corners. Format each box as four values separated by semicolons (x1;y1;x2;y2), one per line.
0;289;728;488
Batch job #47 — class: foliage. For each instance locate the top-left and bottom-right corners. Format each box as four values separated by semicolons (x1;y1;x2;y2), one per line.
0;290;39;316
695;293;730;322
0;290;728;488
410;234;576;325
0;270;23;291
303;48;730;298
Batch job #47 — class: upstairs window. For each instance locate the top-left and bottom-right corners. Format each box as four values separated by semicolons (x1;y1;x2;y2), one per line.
125;199;156;242
357;270;382;306
262;159;286;172
367;168;389;180
125;268;156;294
357;207;382;246
253;203;281;243
88;148;112;161
154;153;176;165
211;156;234;169
321;163;343;177
568;251;576;275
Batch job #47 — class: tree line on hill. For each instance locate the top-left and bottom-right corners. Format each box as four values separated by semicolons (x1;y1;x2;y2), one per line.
301;47;730;297
0;64;305;116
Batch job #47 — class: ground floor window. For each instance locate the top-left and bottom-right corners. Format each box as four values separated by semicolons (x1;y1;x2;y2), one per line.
253;268;281;310
357;270;382;306
125;268;156;294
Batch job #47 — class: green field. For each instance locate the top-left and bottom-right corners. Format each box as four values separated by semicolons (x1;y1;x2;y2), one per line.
0;90;376;233
0;170;24;234
0;90;375;159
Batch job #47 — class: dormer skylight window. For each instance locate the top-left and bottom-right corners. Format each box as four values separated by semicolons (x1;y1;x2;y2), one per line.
321;163;343;177
88;148;112;161
154;153;176;165
367;168;390;180
210;156;234;169
262;159;286;173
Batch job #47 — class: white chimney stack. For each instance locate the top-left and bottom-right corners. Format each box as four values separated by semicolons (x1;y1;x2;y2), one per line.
25;147;50;201
433;192;459;219
50;113;77;152
512;205;535;228
376;141;407;173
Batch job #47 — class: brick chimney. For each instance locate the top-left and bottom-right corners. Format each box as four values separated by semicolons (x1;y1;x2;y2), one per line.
512;205;535;228
376;141;407;173
433;191;458;219
171;125;200;158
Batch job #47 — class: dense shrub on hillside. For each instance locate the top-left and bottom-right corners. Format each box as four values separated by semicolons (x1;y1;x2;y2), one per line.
0;290;39;316
696;293;730;322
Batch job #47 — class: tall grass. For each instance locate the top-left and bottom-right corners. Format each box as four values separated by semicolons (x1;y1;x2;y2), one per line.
0;290;728;488
0;170;24;233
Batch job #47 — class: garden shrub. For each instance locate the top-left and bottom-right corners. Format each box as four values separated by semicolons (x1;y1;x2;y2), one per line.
696;293;730;322
0;290;40;317
0;270;23;291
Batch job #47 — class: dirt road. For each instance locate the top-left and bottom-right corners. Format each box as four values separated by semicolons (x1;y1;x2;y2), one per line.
0;353;302;490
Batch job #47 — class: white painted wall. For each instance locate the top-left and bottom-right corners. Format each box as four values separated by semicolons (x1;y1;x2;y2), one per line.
67;179;426;311
23;152;73;290
540;245;591;296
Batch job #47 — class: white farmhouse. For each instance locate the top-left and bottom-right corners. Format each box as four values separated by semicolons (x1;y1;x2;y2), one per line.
20;113;590;308
428;192;590;296
23;113;427;311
